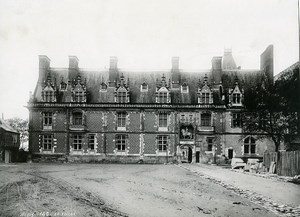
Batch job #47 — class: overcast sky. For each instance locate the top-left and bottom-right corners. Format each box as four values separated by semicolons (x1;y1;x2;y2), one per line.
0;0;299;119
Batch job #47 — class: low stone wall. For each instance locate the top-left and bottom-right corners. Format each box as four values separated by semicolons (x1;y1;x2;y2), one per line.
31;153;176;164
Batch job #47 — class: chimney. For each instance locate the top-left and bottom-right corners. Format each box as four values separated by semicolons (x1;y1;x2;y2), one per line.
69;56;79;69
212;56;222;70
38;55;51;83
172;56;179;70
109;56;118;87
260;45;274;87
110;56;118;69
68;56;79;80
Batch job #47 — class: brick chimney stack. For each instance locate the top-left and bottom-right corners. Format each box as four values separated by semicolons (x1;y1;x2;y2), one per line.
109;56;118;87
68;56;79;80
38;55;51;84
211;56;223;83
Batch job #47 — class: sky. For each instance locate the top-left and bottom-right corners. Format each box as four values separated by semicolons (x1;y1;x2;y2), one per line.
0;0;299;120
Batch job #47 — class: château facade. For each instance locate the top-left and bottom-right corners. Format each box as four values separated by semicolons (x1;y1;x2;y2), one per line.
28;45;276;163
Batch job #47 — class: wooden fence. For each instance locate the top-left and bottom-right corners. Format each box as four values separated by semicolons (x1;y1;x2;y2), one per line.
263;151;300;177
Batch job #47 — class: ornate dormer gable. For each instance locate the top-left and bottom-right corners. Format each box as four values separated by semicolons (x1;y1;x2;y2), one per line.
181;82;189;93
197;74;213;104
60;77;67;91
156;74;171;103
71;74;87;103
42;73;57;102
141;81;148;92
229;77;243;107
115;73;130;103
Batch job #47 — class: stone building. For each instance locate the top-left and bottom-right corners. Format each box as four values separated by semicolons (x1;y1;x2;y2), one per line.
27;45;275;163
0;118;20;163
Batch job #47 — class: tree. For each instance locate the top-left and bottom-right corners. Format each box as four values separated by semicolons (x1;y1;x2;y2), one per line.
242;68;299;152
6;117;29;149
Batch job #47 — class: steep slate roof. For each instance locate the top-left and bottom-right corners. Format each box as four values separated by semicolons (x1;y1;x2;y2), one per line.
0;118;18;134
32;46;273;106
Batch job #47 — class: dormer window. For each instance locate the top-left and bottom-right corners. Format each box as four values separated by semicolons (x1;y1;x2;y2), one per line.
229;78;243;107
156;74;170;104
71;75;87;103
42;73;56;102
100;82;107;92
198;75;213;104
141;82;148;92
181;83;188;93
60;81;67;91
115;74;130;103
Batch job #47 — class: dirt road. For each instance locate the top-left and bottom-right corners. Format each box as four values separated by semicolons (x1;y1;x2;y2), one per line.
0;163;279;217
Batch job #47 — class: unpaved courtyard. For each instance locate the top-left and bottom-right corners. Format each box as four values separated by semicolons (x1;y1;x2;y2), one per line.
0;163;284;217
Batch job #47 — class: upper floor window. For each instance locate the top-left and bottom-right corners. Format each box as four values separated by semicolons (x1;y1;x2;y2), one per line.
60;82;67;91
141;82;148;92
244;137;256;154
100;82;107;92
73;112;83;125
158;113;168;128
157;135;168;152
12;134;18;144
116;134;127;152
43;91;55;102
201;113;211;126
116;91;128;103
232;113;242;128
201;93;210;104
233;93;241;104
43;135;53;150
88;134;95;150
117;112;127;129
74;91;85;102
181;83;188;93
157;92;168;103
73;134;83;150
43;112;53;129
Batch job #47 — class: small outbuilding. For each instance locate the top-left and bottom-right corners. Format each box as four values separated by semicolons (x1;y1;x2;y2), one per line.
0;118;20;163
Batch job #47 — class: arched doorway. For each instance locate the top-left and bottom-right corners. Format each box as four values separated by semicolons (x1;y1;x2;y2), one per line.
188;147;193;163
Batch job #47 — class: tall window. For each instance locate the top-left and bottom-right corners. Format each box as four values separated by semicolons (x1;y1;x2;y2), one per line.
232;113;242;128
158;135;168;152
117;112;126;129
201;93;210;104
201;113;211;126
73;112;83;125
116;135;126;151
74;91;84;102
73;135;83;150
207;137;213;151
43;135;53;150
157;92;168;103
158;113;168;128
43;112;53;129
44;91;54;102
88;134;95;150
233;93;241;104
244;137;256;154
117;91;127;103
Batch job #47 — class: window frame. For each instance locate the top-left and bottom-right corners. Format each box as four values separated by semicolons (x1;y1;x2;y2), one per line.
158;113;168;128
244;137;256;155
43;134;53;150
232;93;241;104
43;112;53;129
73;134;83;150
73;112;83;125
232;112;242;128
88;134;96;150
201;113;211;127
116;134;126;152
117;112;127;130
207;137;213;151
157;135;168;152
116;91;127;103
157;92;168;103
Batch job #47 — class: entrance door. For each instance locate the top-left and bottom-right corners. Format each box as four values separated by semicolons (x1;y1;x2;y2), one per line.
188;147;193;163
196;151;200;163
228;149;233;159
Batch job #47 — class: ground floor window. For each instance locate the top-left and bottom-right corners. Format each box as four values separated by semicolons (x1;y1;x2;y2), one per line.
244;136;256;154
88;134;95;150
116;134;126;151
157;135;168;152
207;137;213;151
43;135;53;150
73;135;83;150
